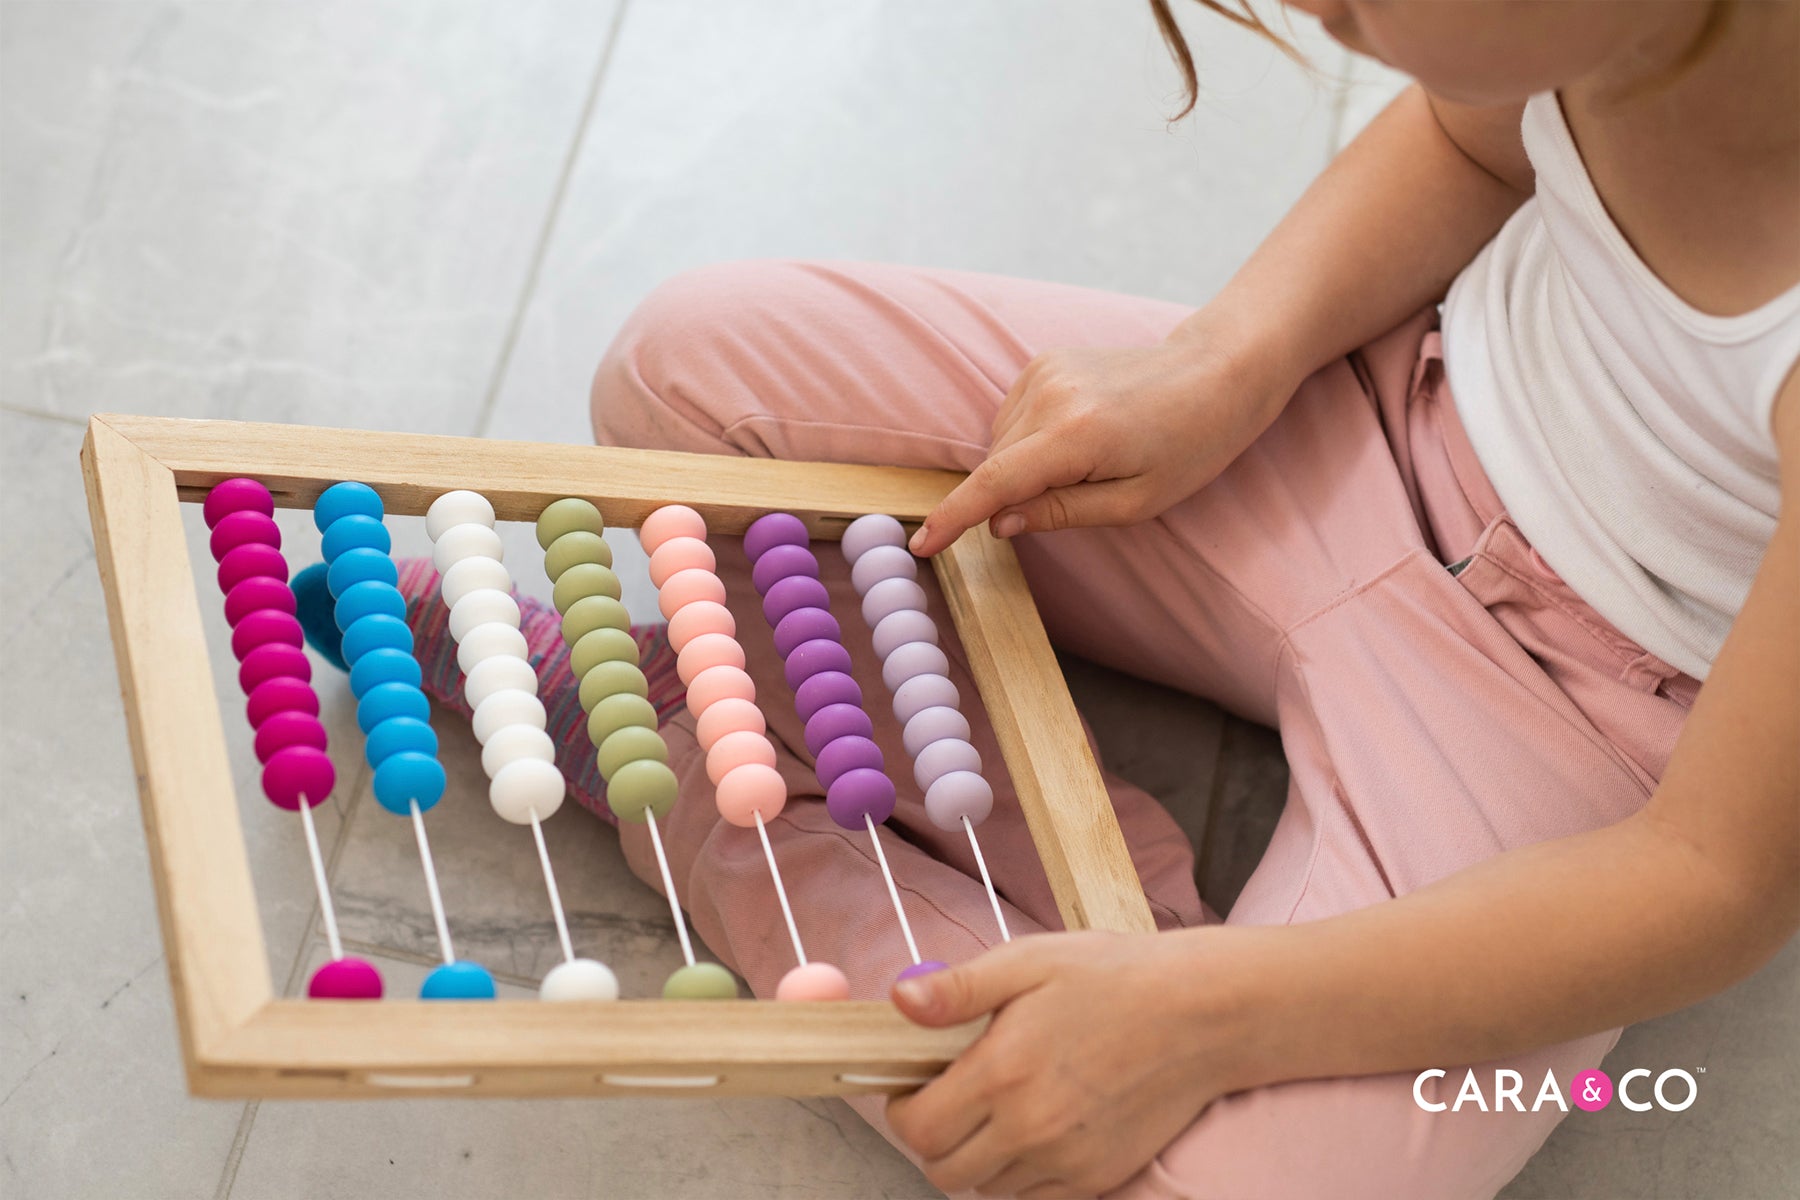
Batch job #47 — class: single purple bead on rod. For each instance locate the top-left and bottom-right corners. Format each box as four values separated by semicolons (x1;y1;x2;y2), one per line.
882;641;951;693
794;670;861;723
924;770;995;831
209;510;281;564
841;514;906;565
230;609;304;663
816;734;884;789
253;711;329;764
751;543;820;596
239;643;312;694
763;574;831;627
224;576;296;628
203;478;273;530
743;512;809;562
773;607;842;658
851;544;918;597
217;543;289;595
871;608;939;660
862;576;928;629
897;960;949;983
903;705;971;758
826;767;896;829
246;677;319;728
784;639;853;691
893;673;960;726
913;737;982;792
262;745;335;810
805;702;874;757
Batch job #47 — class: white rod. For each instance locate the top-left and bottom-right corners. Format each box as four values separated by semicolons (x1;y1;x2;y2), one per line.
963;814;1012;943
530;809;575;964
865;813;921;965
410;799;455;964
754;809;807;967
643;808;695;967
297;796;343;961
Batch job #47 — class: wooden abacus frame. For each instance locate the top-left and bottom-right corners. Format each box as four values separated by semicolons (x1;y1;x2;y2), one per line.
80;412;1155;1099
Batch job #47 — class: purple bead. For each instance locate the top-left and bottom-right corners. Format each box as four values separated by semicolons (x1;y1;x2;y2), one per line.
223;576;296;628
815;735;883;789
903;705;972;758
871;608;938;660
805;703;874;757
841;514;906;565
763;574;831;627
246;677;319;728
826;767;896;829
209;510;281;564
203;477;273;530
784;639;853;691
913;738;982;792
893;673;960;725
217;543;289;595
851;544;919;596
881;640;951;693
261;745;335;810
743;512;809;562
309;956;384;1000
861;576;929;629
897;960;949;983
773;607;841;658
795;671;862;723
230;609;304;663
239;643;312;695
924;770;995;831
751;543;820;596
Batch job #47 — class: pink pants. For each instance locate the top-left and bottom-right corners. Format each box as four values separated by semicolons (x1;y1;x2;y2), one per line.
587;260;1696;1199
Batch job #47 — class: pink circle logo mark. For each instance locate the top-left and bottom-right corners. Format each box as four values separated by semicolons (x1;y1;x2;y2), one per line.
1572;1069;1613;1112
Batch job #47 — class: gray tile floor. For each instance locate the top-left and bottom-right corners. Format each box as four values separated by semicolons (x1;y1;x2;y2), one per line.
2;4;1793;1199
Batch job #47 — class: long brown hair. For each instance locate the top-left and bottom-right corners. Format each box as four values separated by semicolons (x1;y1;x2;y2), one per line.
1149;0;1297;120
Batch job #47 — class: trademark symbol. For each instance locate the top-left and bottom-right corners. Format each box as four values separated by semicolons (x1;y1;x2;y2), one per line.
1695;1067;1707;1074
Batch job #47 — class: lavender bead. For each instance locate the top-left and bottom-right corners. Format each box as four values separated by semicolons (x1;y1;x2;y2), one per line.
881;641;951;693
763;574;831;627
913;738;982;791
903;706;972;758
815;735;884;789
897;960;949;982
784;639;853;691
744;512;809;562
841;514;906;565
752;543;820;596
805;703;874;757
862;576;928;628
795;671;862;723
850;544;919;597
773;607;841;658
826;767;896;829
893;673;960;725
924;770;995;831
872;608;939;660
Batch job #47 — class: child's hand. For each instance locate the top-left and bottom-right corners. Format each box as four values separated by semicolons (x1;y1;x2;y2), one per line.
909;339;1289;557
885;929;1262;1198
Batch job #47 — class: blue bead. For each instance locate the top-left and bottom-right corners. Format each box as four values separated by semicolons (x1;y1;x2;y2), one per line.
340;613;414;665
314;482;383;533
289;562;347;672
327;547;399;599
321;514;392;563
372;749;446;815
335;580;406;632
348;647;422;698
357;682;429;734
421;961;496;1000
364;716;439;766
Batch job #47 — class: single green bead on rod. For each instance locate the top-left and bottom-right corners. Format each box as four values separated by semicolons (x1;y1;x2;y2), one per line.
571;627;639;678
607;757;679;823
587;692;658;748
552;562;623;614
544;530;613;581
596;725;669;782
579;660;650;713
561;595;631;645
662;961;739;1000
536;498;605;550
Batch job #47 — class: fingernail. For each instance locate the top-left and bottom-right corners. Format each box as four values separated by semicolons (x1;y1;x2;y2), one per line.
908;525;928;553
895;979;930;1008
993;514;1026;538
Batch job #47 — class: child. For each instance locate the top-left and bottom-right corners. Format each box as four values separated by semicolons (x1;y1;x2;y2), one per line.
405;1;1798;1195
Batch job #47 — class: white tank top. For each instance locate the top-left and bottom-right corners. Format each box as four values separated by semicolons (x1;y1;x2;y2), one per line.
1443;92;1800;681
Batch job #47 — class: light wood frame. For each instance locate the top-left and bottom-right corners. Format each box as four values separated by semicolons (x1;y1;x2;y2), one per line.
81;413;1154;1099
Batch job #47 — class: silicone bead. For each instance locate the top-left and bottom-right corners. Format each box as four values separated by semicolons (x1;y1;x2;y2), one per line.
666;599;735;653
239;643;311;694
534;497;605;550
804;703;874;757
340;613;413;664
695;696;765;753
480;724;556;779
570;626;639;677
209;510;280;563
862;577;929;629
913;738;982;791
715;762;785;827
676;632;746;686
349;646;422;698
925;770;995;831
262;745;336;810
881;641;951;693
897;960;949;983
456;622;529;674
561;594;631;644
464;655;538;711
648;536;716;589
433;522;504;574
217;543;288;594
706;728;777;785
871;608;940;660
607;758;679;823
903;706;973;758
364;715;438;766
639;504;707;556
313;481;382;532
488;756;564;823
776;961;851;1002
425;490;495;541
539;957;619;1002
320;513;391;562
743;512;808;562
827;767;897;829
751;543;818;596
686;664;756;717
587;692;658;748
223;576;295;627
662;961;738;999
596;725;669;781
308;956;384;1000
552;562;623;614
841;514;906;564
893;673;960;725
851;544;919;596
372;750;447;815
543;530;613;582
472;690;546;744
816;735;883;789
783;639;853;691
773;606;841;658
578;659;649;712
203;478;273;530
253;710;328;764
357;682;430;733
246;677;319;728
657;567;726;619
334;580;406;631
441;556;510;609
230;609;304;662
794;670;861;723
326;546;398;598
449;589;521;641
421;960;496;1000
289;563;346;671
762;574;830;627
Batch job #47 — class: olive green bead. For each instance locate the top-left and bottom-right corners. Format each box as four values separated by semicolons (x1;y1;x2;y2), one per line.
596;725;669;781
535;498;604;550
587;691;658;749
552;562;623;614
578;659;649;713
607;757;679;824
543;530;614;581
570;626;639;678
661;961;739;1000
561;594;631;644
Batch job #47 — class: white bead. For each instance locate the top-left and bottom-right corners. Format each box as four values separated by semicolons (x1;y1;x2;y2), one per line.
464;654;538;710
881;641;951;693
457;622;530;673
851;544;919;596
490;756;564;824
912;737;982;791
871;608;939;660
448;588;520;641
441;555;510;609
472;689;546;744
432;522;505;574
426;490;496;541
540;957;619;1002
480;723;556;779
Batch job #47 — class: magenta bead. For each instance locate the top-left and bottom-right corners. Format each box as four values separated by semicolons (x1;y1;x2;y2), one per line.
826;767;896;829
230;609;304;662
223;576;296;627
209;510;281;563
743;512;809;562
239;643;311;694
805;702;874;757
773;607;841;658
217;543;289;594
784;639;853;691
253;710;329;764
261;745;335;810
762;574;831;627
751;543;819;596
203;477;273;530
815;735;883;789
897;960;949;983
308;956;384;999
246;677;319;728
794;670;862;723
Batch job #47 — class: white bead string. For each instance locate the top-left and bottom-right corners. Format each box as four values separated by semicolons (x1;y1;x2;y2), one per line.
754;809;808;968
865;812;921;965
410;798;455;965
964;813;1011;943
530;808;575;964
296;795;344;962
643;807;696;968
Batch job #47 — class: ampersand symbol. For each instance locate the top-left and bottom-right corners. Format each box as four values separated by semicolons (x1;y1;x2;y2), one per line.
1582;1076;1604;1104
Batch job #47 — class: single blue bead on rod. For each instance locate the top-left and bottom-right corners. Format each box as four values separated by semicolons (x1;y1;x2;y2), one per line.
340;613;414;665
364;716;439;767
327;547;399;599
335;580;406;632
290;562;347;672
314;481;383;533
373;749;446;815
349;646;423;698
421;961;497;1000
320;514;392;563
357;682;430;734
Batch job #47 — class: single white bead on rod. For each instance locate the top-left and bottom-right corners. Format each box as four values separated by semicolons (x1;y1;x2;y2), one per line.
426;490;496;541
433;522;505;574
464;655;538;711
457;622;530;674
472;690;547;744
480;724;557;779
490;757;565;824
441;556;511;609
449;588;521;640
540;957;619;1002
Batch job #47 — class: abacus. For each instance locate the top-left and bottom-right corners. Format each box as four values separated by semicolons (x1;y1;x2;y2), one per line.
80;413;1154;1098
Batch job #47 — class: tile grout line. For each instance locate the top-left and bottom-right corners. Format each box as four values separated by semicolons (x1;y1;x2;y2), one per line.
471;0;633;440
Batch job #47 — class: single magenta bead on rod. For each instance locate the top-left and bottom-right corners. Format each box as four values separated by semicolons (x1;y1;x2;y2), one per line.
308;956;384;1000
762;574;830;627
335;580;406;631
326;546;399;598
426;490;496;541
239;643;311;694
872;608;939;660
882;641;951;693
666;599;734;653
441;556;510;609
464;656;538;711
320;513;391;562
539;958;619;1002
715;761;785;827
897;960;949;983
827;768;897;829
217;543;288;595
578;660;649;713
606;758;679;823
209;510;281;564
773;607;840;658
913;738;982;791
795;671;861;723
588;692;658;748
676;632;746;686
472;690;546;744
903;705;972;758
570;627;639;678
421;960;496;1000
246;677;319;728
230;609;304;662
262;745;336;811
489;756;564;823
686;664;756;717
254;711;328;764
340;613;413;665
862;577;929;629
313;482;383;532
893;673;960;726
372;750;447;815
224;576;296;627
925;771;995;831
639;504;707;556
842;514;907;564
203;478;273;530
706;728;776;785
657;567;725;619
695;696;765;754
561;594;630;644
805;703;875;757
777;961;851;1002
357;682;430;734
597;725;669;781
456;622;529;674
349;646;423;699
552;562;623;613
851;544;919;596
449;589;521;641
751;543;818;596
816;735;884;789
783;639;853;691
743;512;808;562
364;715;438;766
535;497;605;550
662;961;738;1000
543;531;613;582
432;523;504;575
647;536;716;589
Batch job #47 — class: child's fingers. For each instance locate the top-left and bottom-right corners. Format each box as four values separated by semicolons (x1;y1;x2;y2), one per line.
910;434;1084;556
989;476;1145;537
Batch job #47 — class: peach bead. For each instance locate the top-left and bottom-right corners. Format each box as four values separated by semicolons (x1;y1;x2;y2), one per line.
666;599;736;653
776;961;851;1001
715;761;786;827
648;536;717;589
687;664;756;716
706;728;778;785
677;632;747;686
657;567;727;620
639;505;708;556
695;696;766;753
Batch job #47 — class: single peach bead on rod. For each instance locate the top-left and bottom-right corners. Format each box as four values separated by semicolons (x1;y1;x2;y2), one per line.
658;567;727;620
640;504;708;556
677;632;746;686
686;664;756;716
695;696;766;753
776;961;851;1002
706;728;778;785
666;599;736;653
714;761;786;827
648;535;716;588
